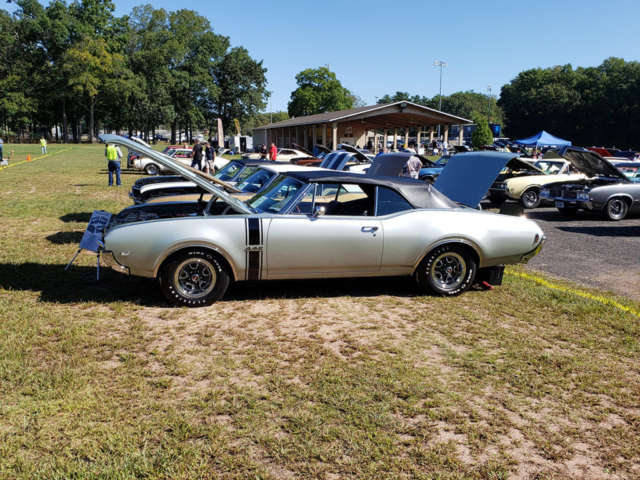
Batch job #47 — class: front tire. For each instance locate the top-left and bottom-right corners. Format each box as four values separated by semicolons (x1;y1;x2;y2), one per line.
160;250;230;307
415;245;477;296
519;188;541;209
602;198;629;221
145;163;160;175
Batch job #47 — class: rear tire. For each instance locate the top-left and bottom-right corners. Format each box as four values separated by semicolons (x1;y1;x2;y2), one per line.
602;198;629;221
160;250;230;307
145;163;160;175
415;245;476;296
519;188;541;209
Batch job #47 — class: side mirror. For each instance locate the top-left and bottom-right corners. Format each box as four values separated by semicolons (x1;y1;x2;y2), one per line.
313;206;325;217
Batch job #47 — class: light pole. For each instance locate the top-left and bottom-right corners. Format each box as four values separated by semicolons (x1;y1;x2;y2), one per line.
487;85;492;123
267;91;274;124
433;61;448;139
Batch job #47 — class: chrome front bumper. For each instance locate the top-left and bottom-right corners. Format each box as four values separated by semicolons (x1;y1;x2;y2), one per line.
519;235;546;264
97;241;130;275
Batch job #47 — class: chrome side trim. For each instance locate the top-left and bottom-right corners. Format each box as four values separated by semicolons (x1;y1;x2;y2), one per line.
152;243;239;281
518;235;546;264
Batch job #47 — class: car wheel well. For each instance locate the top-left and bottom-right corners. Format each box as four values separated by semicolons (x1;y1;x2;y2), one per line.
158;247;235;282
610;195;633;207
416;242;481;273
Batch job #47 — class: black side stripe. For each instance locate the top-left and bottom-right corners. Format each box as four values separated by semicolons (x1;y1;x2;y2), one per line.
246;218;263;281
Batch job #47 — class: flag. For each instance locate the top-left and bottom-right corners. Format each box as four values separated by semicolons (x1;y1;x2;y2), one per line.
233;119;241;135
217;118;224;148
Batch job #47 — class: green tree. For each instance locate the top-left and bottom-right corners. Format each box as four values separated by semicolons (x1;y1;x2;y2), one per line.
288;67;354;117
471;116;493;149
243;111;289;134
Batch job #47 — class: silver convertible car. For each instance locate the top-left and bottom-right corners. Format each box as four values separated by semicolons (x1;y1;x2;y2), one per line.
97;135;546;307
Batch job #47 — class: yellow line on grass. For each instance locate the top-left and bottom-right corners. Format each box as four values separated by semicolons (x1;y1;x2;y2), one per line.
512;271;640;318
0;147;74;171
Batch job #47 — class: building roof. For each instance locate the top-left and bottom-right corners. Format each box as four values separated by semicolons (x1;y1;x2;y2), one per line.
253;101;472;131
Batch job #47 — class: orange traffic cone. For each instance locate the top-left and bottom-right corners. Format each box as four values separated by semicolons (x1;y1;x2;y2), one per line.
27;154;31;162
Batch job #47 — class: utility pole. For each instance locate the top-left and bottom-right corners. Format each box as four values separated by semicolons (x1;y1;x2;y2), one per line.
433;61;448;139
268;91;274;124
487;85;492;123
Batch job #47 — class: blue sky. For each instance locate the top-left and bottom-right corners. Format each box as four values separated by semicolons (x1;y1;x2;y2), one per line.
5;0;640;112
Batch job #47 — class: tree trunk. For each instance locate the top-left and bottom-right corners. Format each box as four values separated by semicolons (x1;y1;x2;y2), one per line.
152;124;156;145
171;118;176;144
89;97;96;144
62;98;68;143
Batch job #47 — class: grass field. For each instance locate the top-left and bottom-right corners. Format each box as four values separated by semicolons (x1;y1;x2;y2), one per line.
0;144;639;479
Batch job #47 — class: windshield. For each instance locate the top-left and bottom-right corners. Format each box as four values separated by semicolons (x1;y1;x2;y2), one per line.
215;161;243;182
245;176;305;214
534;160;565;174
236;169;275;193
435;156;451;166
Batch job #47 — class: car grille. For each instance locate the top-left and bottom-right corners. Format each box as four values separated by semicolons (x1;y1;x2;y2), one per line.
547;189;579;200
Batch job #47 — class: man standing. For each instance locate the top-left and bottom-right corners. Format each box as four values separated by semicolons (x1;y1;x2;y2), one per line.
104;143;123;187
40;136;47;154
204;142;216;174
268;142;277;161
190;138;203;170
403;155;422;179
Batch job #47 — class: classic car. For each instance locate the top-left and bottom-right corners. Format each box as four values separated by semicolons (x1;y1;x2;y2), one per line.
132;146;229;175
496;153;586;208
96;135;546;307
615;163;640;182
540;147;640;220
486;158;546;207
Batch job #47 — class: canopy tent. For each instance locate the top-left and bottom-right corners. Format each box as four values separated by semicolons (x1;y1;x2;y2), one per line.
515;130;571;147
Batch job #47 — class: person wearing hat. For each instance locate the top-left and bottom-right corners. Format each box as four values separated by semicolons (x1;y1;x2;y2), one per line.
104;142;123;186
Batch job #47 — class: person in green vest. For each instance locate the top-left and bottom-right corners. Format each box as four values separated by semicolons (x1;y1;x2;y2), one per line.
104;143;123;187
40;136;47;154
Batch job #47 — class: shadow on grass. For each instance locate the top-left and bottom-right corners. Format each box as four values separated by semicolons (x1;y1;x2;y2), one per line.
0;262;429;307
60;213;93;223
46;232;84;244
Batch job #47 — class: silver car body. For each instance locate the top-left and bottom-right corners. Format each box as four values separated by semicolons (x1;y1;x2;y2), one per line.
98;135;545;289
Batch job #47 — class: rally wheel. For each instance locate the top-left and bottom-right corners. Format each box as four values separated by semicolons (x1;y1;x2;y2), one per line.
602;198;629;221
519;188;541;209
416;245;476;296
145;163;160;175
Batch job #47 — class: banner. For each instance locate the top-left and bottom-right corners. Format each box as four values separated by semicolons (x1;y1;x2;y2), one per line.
233;119;241;136
217;118;224;148
80;210;112;252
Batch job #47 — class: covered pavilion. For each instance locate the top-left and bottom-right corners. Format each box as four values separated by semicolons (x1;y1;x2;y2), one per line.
252;101;471;152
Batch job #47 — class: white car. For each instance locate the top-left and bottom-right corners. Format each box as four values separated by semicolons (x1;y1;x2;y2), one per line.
132;148;229;175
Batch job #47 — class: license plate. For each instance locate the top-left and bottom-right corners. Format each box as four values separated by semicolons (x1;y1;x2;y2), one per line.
555;201;564;208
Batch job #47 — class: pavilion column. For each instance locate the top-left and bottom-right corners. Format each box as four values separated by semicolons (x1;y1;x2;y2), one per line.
312;125;317;149
404;128;409;149
322;124;327;147
416;128;422;152
303;127;308;149
393;129;398;150
288;128;291;147
383;131;388;151
429;126;434;143
444;126;448;143
458;124;463;146
332;122;338;150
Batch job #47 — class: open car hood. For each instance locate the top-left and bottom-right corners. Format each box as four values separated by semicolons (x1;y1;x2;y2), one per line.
319;151;355;170
505;158;545;173
558;146;630;181
433;152;524;208
316;145;332;155
292;143;316;158
337;144;371;163
366;153;432;177
99;135;251;214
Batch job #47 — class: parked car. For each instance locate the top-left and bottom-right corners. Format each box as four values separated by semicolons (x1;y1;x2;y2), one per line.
615;163;640;182
497;153;586;208
96;135;546;307
540;147;640;220
487;158;547;207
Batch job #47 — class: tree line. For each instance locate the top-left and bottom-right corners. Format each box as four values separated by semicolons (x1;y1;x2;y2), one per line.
499;57;640;149
0;0;268;143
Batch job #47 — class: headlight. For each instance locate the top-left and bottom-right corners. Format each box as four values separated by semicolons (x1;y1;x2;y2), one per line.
577;192;589;201
500;183;507;190
540;188;549;196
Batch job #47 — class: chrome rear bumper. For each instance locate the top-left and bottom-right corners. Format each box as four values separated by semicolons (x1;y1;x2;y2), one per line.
519;235;546;264
98;241;130;275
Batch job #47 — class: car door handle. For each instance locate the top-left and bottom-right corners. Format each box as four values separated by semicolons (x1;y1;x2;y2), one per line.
361;226;379;232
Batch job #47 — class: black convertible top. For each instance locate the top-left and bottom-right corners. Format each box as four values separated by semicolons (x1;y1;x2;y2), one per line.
283;170;460;210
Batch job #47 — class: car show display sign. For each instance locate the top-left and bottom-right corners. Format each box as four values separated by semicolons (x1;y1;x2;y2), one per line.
65;210;112;278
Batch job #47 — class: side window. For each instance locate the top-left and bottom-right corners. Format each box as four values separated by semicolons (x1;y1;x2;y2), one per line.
326;184;374;216
289;185;315;215
376;187;413;216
